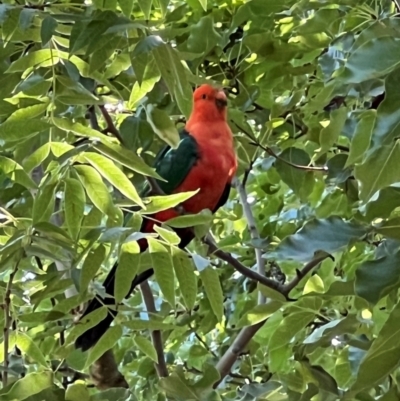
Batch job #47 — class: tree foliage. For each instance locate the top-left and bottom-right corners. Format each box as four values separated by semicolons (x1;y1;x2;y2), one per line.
1;0;400;399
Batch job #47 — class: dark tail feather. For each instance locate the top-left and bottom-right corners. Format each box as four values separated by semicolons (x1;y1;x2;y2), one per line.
75;267;154;351
75;227;194;352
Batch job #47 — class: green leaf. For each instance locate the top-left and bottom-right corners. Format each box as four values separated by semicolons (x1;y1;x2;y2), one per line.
269;308;316;372
93;142;160;178
134;336;158;362
137;0;152;19
340;36;400;84
345;110;376;166
16;332;48;367
118;0;134;16
187;16;221;55
41;15;58;45
172;248;197;310
319;107;348;154
148;238;175;306
274;148;313;201
166;210;213;228
237;301;283;328
23;143;51;173
273;217;367;262
128;57;160;109
65;382;90;401
80;245;106;292
159;371;199;400
84;152;145;208
0;119;50;143
368;68;400;151
355;251;400;304
152;42;193;118
53;117;110;142
7;49;60;73
146;104;180;148
133;35;163;57
84;325;123;368
64;178;85;240
0;156;37;189
7;102;48;122
154;226;180;245
74;165;114;217
0;371;53;401
115;240;141;302
66;307;108;344
122;319;177;331
355;142;400;202
200;267;223;322
142;190;198;214
197;0;206;11
375;217;400;240
351;300;400;392
32;182;57;224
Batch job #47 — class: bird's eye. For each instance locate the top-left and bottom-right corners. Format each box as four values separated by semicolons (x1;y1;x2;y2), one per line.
201;94;207;99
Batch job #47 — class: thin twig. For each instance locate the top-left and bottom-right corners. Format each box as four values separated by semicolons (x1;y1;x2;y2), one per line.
194;331;218;358
231;121;327;173
241;159;254;187
204;236;284;294
281;254;330;296
3;258;21;386
233;177;267;304
140;281;168;377
99;105;125;144
256;144;328;173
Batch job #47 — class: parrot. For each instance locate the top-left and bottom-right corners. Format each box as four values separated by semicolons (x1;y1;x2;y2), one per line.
75;84;237;352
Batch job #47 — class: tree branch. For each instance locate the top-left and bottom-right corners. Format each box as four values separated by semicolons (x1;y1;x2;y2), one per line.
140;281;168;377
99;105;125;145
204;236;283;294
3;257;21;386
233;177;266;303
281;254;330;296
256;143;328;173
214;321;264;387
213;254;330;385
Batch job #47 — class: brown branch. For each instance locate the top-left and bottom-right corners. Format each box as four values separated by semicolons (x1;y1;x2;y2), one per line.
234;177;266;303
214;321;264;387
3;257;21;386
281;254;331;296
204;236;284;294
99;105;125;145
140;281;168;377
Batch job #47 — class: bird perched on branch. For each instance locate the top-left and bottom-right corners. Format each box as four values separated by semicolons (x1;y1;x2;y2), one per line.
75;84;237;352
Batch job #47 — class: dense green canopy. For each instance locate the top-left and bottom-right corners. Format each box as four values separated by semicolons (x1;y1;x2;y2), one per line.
1;0;400;400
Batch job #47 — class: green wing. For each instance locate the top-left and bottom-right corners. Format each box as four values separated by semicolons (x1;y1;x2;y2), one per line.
144;129;200;195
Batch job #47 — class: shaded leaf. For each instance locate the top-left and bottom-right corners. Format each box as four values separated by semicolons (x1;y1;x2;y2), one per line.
273;217;367;262
80;245;106;292
64;178;85;240
148;238;175;306
200;267;223;322
115;240;141;302
85;325;123;368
